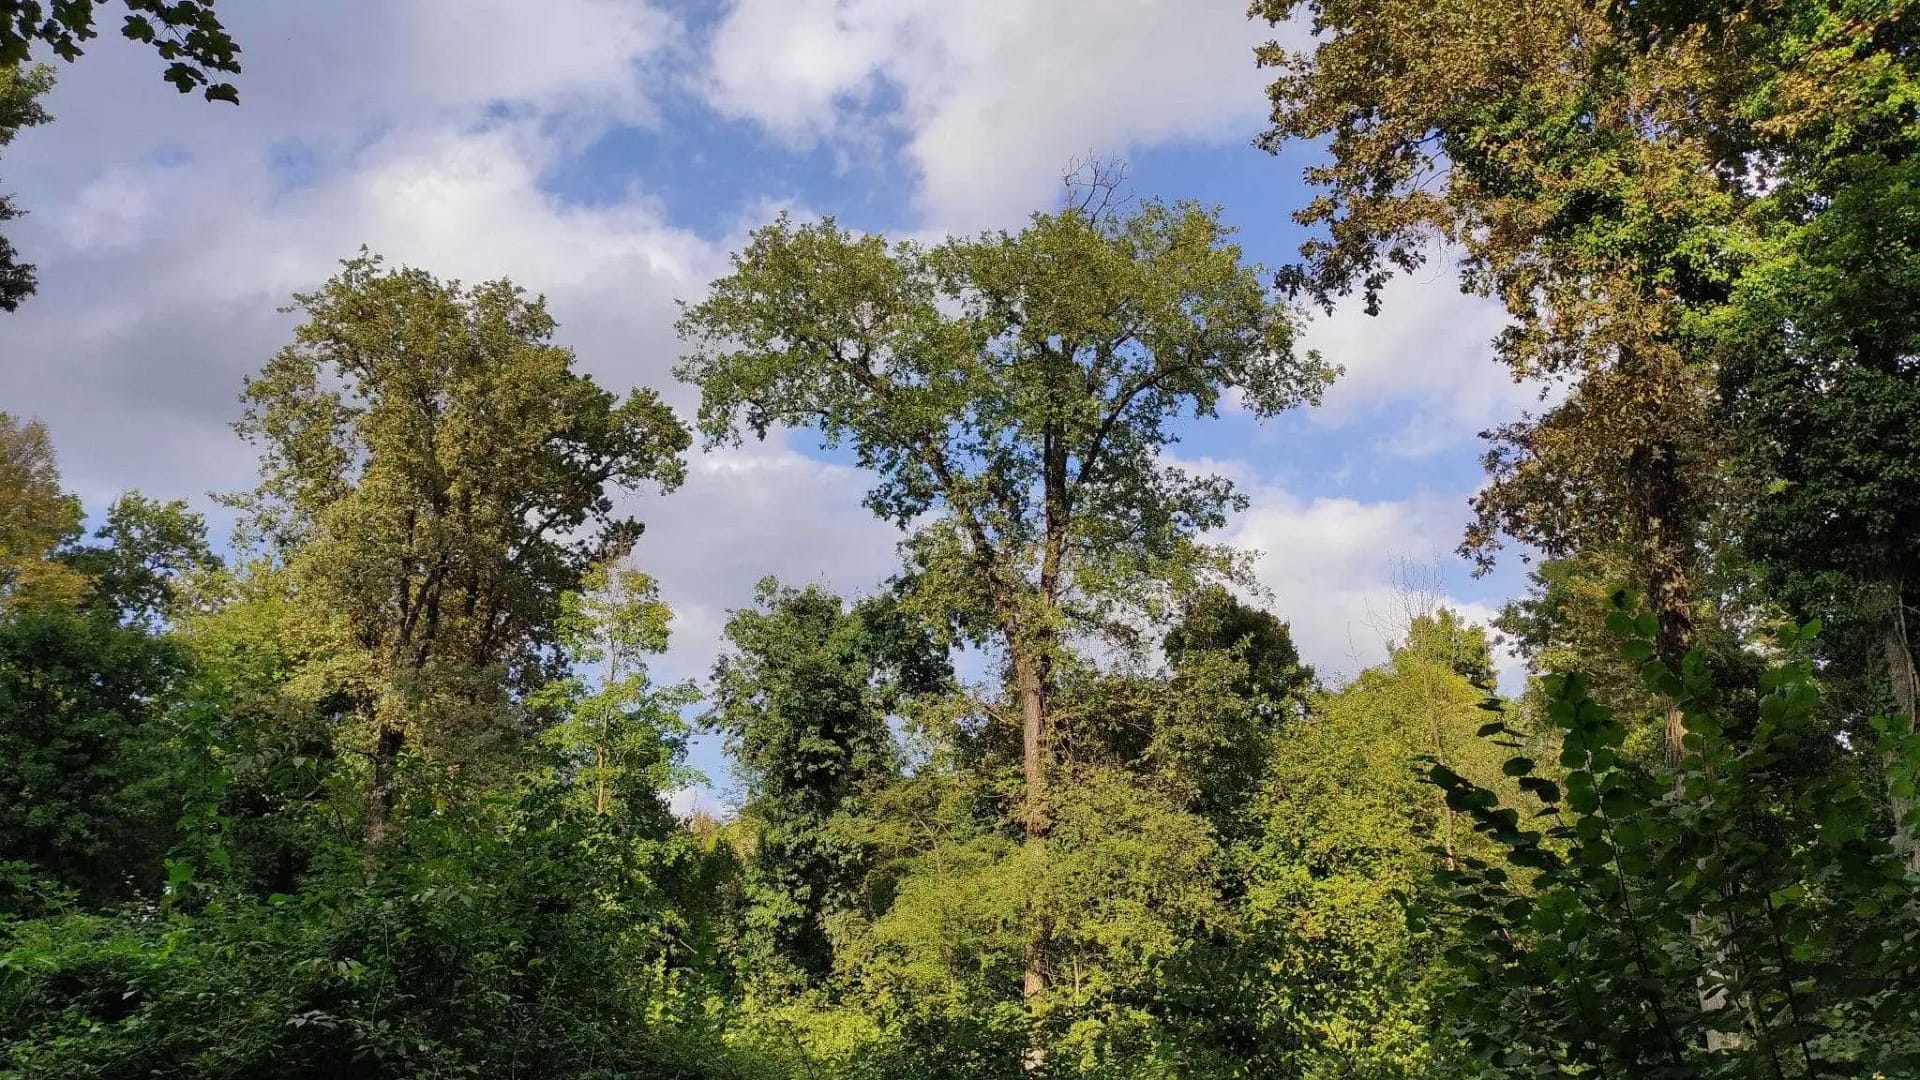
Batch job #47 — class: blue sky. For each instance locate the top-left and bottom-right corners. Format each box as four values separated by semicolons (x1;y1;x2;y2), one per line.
1;0;1545;808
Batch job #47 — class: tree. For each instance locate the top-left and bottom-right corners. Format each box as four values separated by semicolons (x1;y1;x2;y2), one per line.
678;196;1333;1011
66;493;218;627
1164;584;1314;720
231;252;690;843
534;559;697;827
2;0;240;101
1239;611;1515;1078
1701;0;1920;861
0;410;85;611
1251;0;1745;755
709;579;945;985
1158;585;1314;836
0;604;189;904
0;62;51;312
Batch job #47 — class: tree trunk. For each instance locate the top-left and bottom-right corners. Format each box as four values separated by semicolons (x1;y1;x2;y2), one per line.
1630;429;1740;1049
1014;646;1051;1001
1631;438;1696;762
1881;571;1919;872
366;717;404;845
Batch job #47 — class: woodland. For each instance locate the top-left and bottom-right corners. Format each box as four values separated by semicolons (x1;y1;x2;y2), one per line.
1;0;1918;1076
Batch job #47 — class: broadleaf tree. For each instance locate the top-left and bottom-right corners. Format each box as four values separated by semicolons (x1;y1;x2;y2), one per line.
708;579;947;986
1252;0;1747;758
676;196;1334;1018
232;252;690;843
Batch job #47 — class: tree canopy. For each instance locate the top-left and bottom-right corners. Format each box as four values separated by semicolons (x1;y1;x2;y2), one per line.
3;4;1919;1077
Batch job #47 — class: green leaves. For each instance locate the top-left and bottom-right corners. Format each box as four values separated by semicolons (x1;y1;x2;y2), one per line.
1426;591;1920;1077
2;2;241;102
676;202;1331;637
231;252;690;840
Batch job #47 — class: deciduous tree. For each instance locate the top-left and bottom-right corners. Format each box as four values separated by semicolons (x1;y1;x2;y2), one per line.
232;253;690;842
678;196;1332;1012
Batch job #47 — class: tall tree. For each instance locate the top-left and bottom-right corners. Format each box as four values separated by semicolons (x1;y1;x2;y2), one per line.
1252;0;1746;759
677;197;1333;1012
709;579;944;985
535;559;696;827
232;252;689;843
0;62;51;312
1703;0;1920;860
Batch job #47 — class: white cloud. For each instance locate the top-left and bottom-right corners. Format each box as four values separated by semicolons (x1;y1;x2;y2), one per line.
2;10;916;806
0;0;713;498
700;0;1291;228
1298;258;1555;457
0;0;1536;810
1219;480;1522;689
634;437;904;689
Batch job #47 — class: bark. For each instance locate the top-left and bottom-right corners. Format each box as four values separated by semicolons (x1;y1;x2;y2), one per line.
1631;438;1696;762
1880;571;1919;872
1009;639;1052;1074
1631;425;1738;1047
1016;410;1070;1065
366;717;404;846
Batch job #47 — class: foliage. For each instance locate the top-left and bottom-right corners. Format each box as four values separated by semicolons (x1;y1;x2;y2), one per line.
534;561;699;828
1430;592;1919;1077
677;203;1330;641
0;0;240;101
709;579;945;986
231;251;690;841
1252;0;1747;679
0;62;51;312
679;195;1333;1007
0;410;84;610
1233;610;1525;1079
0;791;770;1079
0;605;186;905
67;492;218;626
10;25;1920;1066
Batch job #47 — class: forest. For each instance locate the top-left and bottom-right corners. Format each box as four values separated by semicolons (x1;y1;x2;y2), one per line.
1;0;1918;1076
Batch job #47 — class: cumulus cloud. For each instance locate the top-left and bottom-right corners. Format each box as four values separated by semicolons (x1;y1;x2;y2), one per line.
0;0;1533;803
1297;257;1556;458
3;1;709;503
633;436;904;689
700;0;1292;228
1217;479;1524;690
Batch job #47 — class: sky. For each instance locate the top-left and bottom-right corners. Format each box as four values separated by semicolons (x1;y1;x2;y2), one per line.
0;0;1549;809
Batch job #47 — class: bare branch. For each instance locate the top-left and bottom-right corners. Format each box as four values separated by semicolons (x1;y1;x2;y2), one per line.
1060;155;1134;221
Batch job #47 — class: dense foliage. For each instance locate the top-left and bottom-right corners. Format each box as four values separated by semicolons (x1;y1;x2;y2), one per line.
3;1;1918;1074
